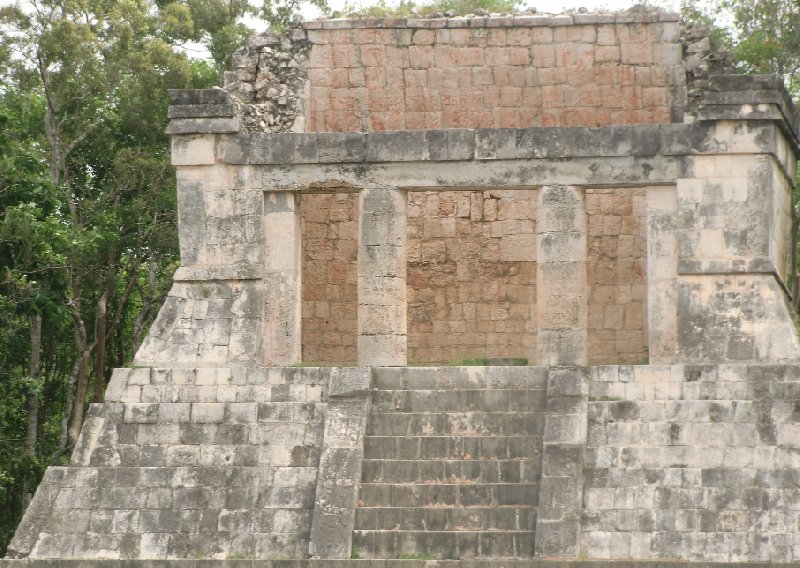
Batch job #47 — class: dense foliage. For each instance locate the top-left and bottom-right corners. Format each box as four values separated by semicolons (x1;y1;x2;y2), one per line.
0;0;324;553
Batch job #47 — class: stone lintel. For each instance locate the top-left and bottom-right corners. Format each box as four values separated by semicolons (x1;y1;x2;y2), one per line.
210;122;793;168
173;265;263;281
167;88;232;106
260;157;685;191
167;104;236;119
165;118;240;135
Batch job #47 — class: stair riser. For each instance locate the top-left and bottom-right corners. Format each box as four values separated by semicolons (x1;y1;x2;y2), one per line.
355;507;535;531
362;460;541;484
358;483;539;508
364;436;541;460
352;530;535;559
371;390;546;414
366;413;544;437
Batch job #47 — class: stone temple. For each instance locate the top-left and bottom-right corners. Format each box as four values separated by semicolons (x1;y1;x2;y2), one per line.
6;9;800;565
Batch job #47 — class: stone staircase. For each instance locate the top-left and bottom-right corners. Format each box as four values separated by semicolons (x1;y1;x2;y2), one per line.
352;368;547;559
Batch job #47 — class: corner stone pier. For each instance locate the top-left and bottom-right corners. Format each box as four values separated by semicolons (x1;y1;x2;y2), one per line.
6;11;800;565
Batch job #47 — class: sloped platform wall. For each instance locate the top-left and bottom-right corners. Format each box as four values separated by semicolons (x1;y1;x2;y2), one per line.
9;365;800;562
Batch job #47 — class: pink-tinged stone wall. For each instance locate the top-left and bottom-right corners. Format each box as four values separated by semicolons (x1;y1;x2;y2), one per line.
301;193;359;365
586;188;648;364
304;18;681;131
406;190;537;364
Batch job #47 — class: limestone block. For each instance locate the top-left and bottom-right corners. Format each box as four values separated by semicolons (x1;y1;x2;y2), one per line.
171;135;216;166
358;245;406;277
176;179;206;266
356;276;405;305
548;367;590;396
537;330;586;366
328;367;371;398
264;193;301;271
537;262;586;296
358;303;406;335
366;130;428;162
359;186;406;247
358;334;407;367
425;128;475;161
316;132;367;163
165;117;240;135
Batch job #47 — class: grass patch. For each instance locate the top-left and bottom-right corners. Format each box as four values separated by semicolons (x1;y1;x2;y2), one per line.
397;552;439;560
447;357;528;366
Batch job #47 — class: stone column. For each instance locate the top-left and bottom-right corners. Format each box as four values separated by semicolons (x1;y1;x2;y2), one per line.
646;186;678;363
536;185;587;365
262;191;302;366
357;185;407;367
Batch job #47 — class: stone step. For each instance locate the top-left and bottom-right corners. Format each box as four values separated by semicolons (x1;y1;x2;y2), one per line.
361;459;540;484
363;435;541;460
352;529;534;559
366;412;543;437
354;506;535;531
370;389;546;413
358;482;539;508
371;367;547;391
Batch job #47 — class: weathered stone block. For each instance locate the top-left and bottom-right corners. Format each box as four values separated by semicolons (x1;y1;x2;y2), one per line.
328;367;371;398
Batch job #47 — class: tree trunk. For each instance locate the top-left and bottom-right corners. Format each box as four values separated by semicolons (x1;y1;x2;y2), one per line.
94;291;107;403
57;352;81;455
63;291;92;452
131;257;158;355
67;346;91;449
23;313;43;510
26;314;42;455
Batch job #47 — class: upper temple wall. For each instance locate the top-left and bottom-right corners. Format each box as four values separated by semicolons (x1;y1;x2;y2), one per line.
224;11;690;132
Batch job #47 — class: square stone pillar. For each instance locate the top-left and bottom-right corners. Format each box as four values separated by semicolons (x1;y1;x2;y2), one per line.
357;185;407;366
536;185;587;365
646;186;678;363
262;191;302;366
